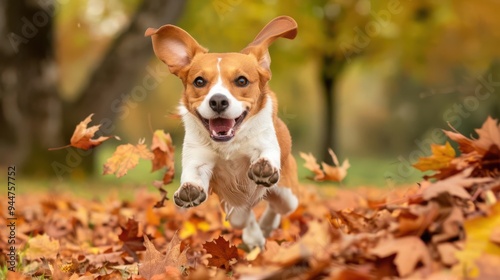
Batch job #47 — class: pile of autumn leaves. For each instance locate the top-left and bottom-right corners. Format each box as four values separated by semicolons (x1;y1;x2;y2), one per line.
2;117;500;279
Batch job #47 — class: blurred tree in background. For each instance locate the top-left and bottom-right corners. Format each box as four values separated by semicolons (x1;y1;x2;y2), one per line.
0;0;185;176
1;0;499;182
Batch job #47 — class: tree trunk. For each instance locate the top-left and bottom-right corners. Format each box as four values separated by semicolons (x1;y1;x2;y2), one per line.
0;0;186;178
0;0;62;176
320;54;345;163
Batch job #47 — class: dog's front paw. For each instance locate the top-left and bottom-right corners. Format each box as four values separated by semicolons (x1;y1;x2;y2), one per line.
248;158;279;187
173;183;207;208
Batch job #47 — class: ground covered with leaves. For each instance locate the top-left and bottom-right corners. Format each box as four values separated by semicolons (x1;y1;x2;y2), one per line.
2;117;500;279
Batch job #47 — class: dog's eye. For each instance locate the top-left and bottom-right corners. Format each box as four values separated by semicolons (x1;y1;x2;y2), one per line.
193;77;206;88
235;76;249;87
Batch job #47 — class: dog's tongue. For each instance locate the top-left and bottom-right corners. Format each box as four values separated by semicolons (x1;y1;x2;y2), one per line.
209;118;235;135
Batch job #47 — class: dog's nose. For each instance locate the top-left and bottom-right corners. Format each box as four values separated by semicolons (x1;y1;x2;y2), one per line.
209;94;229;113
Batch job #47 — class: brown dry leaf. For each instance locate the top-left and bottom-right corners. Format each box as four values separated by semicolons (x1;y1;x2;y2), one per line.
472;116;500;154
119;219;146;255
139;235;188;280
431;206;464;243
103;140;154;178
422;168;492;200
70;114;117;150
150;266;182;280
371;236;432;277
261;240;305;267
25;234;60;261
299;152;324;181
6;272;30;280
203;236;239;270
436;242;459;266
152;180;169;208
443;129;476;154
186;266;227;280
151;130;175;184
413;142;456;172
322;149;350;182
300;149;349;182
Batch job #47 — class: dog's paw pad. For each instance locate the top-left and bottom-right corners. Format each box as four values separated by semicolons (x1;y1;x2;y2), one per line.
248;158;279;187
174;183;206;208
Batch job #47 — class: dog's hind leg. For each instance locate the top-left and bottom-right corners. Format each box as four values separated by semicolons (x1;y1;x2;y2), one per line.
259;186;298;237
227;206;266;249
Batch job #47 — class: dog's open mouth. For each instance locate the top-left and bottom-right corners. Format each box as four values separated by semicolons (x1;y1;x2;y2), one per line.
197;111;247;142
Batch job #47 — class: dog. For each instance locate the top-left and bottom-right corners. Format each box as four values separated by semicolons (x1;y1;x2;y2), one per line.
145;16;299;249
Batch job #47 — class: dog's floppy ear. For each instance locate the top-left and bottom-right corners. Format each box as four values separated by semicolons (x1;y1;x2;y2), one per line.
145;25;207;76
241;16;297;72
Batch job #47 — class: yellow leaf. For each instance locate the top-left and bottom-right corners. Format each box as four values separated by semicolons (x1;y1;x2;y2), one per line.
453;203;500;278
413;141;456;172
179;220;211;239
103;142;154;178
25;234;60;260
179;220;197;239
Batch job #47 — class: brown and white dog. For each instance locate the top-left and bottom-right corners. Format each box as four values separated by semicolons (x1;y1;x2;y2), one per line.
145;16;299;249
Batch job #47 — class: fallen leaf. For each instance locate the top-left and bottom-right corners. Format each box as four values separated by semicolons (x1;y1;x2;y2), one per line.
25;234;60;261
203;236;239;270
413;142;456;172
139;235;188;280
453;203;500;278
436;242;459;266
103;140;154;178
422;168;492;200
473;116;500;154
371;236;432;277
119;219;146;257
443;129;475;154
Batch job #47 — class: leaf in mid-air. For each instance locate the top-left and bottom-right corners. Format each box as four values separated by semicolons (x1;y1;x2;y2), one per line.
150;129;175;184
103;139;153;178
49;113;119;151
300;149;349;182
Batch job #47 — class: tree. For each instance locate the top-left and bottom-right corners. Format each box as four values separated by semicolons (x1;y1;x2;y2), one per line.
0;0;186;177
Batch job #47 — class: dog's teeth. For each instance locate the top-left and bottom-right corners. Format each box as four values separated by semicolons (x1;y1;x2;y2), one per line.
212;130;217;136
228;128;234;135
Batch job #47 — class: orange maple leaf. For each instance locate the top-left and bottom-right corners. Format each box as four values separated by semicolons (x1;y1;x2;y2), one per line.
103;139;154;178
203;236;239;270
371;236;432;277
151;130;175;184
443;116;500;156
413;141;456;172
473;116;500;154
300;149;350;182
139;235;188;280
49;113;119;151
